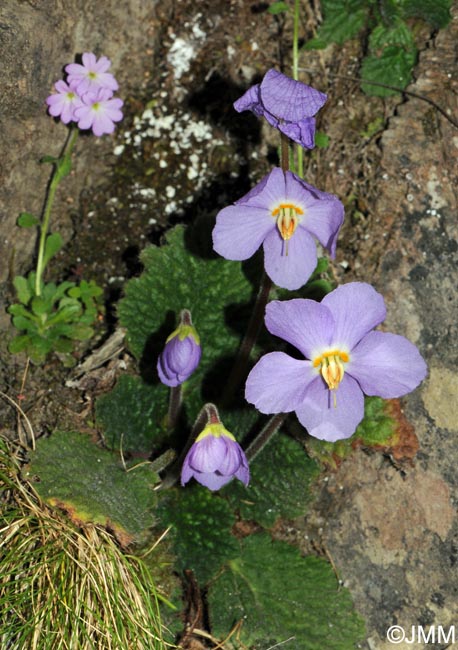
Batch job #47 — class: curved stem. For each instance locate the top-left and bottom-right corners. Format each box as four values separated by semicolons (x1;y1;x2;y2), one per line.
245;413;288;462
35;127;78;295
167;385;182;430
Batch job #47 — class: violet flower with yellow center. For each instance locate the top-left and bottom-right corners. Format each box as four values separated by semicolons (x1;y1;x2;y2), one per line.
234;68;327;149
245;283;427;441
212;167;344;290
66;52;119;94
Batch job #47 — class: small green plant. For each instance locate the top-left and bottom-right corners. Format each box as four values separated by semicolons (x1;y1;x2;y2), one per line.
304;0;452;96
8;53;123;364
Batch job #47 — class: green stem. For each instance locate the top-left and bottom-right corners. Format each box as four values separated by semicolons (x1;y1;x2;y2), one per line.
245;413;288;462
35;127;78;296
293;0;303;178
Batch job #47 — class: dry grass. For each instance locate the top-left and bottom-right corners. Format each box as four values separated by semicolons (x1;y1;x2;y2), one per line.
0;438;171;650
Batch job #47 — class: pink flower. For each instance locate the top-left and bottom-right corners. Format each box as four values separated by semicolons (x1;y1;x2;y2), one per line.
46;80;82;124
73;88;124;137
65;52;119;94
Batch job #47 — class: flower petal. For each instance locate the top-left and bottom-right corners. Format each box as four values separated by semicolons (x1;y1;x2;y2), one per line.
192;472;233;491
233;83;262;115
236;168;286;209
278;117;316;149
245;352;316;413
212;204;273;261
218;437;243;475
301;198;344;258
349;331;427;398
187;435;228;473
265;299;334;358
321;283;387;349
260;69;327;121
295;374;365;441
263;226;317;290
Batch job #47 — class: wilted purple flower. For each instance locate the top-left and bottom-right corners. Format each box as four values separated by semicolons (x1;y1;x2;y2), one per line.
65;52;119;94
181;421;250;491
246;283;427;442
46;80;82;124
234;69;327;148
73;88;124;137
157;310;201;387
212;167;344;290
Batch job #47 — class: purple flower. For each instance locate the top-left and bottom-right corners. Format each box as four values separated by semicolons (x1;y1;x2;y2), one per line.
212;167;344;290
157;311;201;387
234;69;327;148
73;88;124;137
65;52;119;94
46;80;82;124
245;283;427;442
181;422;250;491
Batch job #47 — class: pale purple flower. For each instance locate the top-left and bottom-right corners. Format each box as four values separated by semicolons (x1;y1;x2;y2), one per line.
246;283;427;442
212;167;344;290
234;69;327;148
46;80;82;124
65;52;119;94
157;311;201;387
73;88;124;137
181;422;250;491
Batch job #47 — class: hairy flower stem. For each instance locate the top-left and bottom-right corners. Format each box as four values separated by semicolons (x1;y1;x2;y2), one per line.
35;127;79;296
221;272;273;408
158;403;216;490
167;385;182;430
222;136;290;408
245;413;288;462
292;0;304;178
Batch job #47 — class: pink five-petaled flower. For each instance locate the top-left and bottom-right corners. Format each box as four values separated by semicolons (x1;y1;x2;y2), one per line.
212;167;344;291
46;80;82;124
73;88;124;137
245;283;427;442
234;69;327;149
65;52;119;94
181;421;250;491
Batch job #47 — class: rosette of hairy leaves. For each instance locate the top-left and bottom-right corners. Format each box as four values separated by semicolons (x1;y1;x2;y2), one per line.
8;273;102;364
24;430;159;547
208;533;365;649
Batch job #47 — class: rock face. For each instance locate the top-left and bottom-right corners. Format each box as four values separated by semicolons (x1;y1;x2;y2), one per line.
0;0;157;285
318;7;458;648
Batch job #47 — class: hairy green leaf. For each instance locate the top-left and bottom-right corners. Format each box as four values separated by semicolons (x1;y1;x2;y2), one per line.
96;375;169;453
208;533;365;649
24;430;159;546
224;433;320;527
12;276;32;305
304;0;370;48
361;44;417;96
42;232;63;269
401;0;452;28
157;484;238;584
17;212;39;228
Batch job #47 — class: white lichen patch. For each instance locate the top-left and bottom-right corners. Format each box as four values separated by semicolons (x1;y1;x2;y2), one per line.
167;13;207;80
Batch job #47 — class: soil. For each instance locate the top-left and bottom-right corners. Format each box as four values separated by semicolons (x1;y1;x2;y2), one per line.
2;2;458;649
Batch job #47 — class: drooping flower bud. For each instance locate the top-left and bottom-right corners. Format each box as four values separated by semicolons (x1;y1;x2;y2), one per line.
157;310;201;387
181;404;250;491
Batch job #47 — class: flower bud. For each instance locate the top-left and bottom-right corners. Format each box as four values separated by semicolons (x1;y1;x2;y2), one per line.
181;406;250;491
157;310;201;387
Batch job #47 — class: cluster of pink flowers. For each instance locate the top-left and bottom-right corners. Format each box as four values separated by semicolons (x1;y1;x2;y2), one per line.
46;53;123;136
